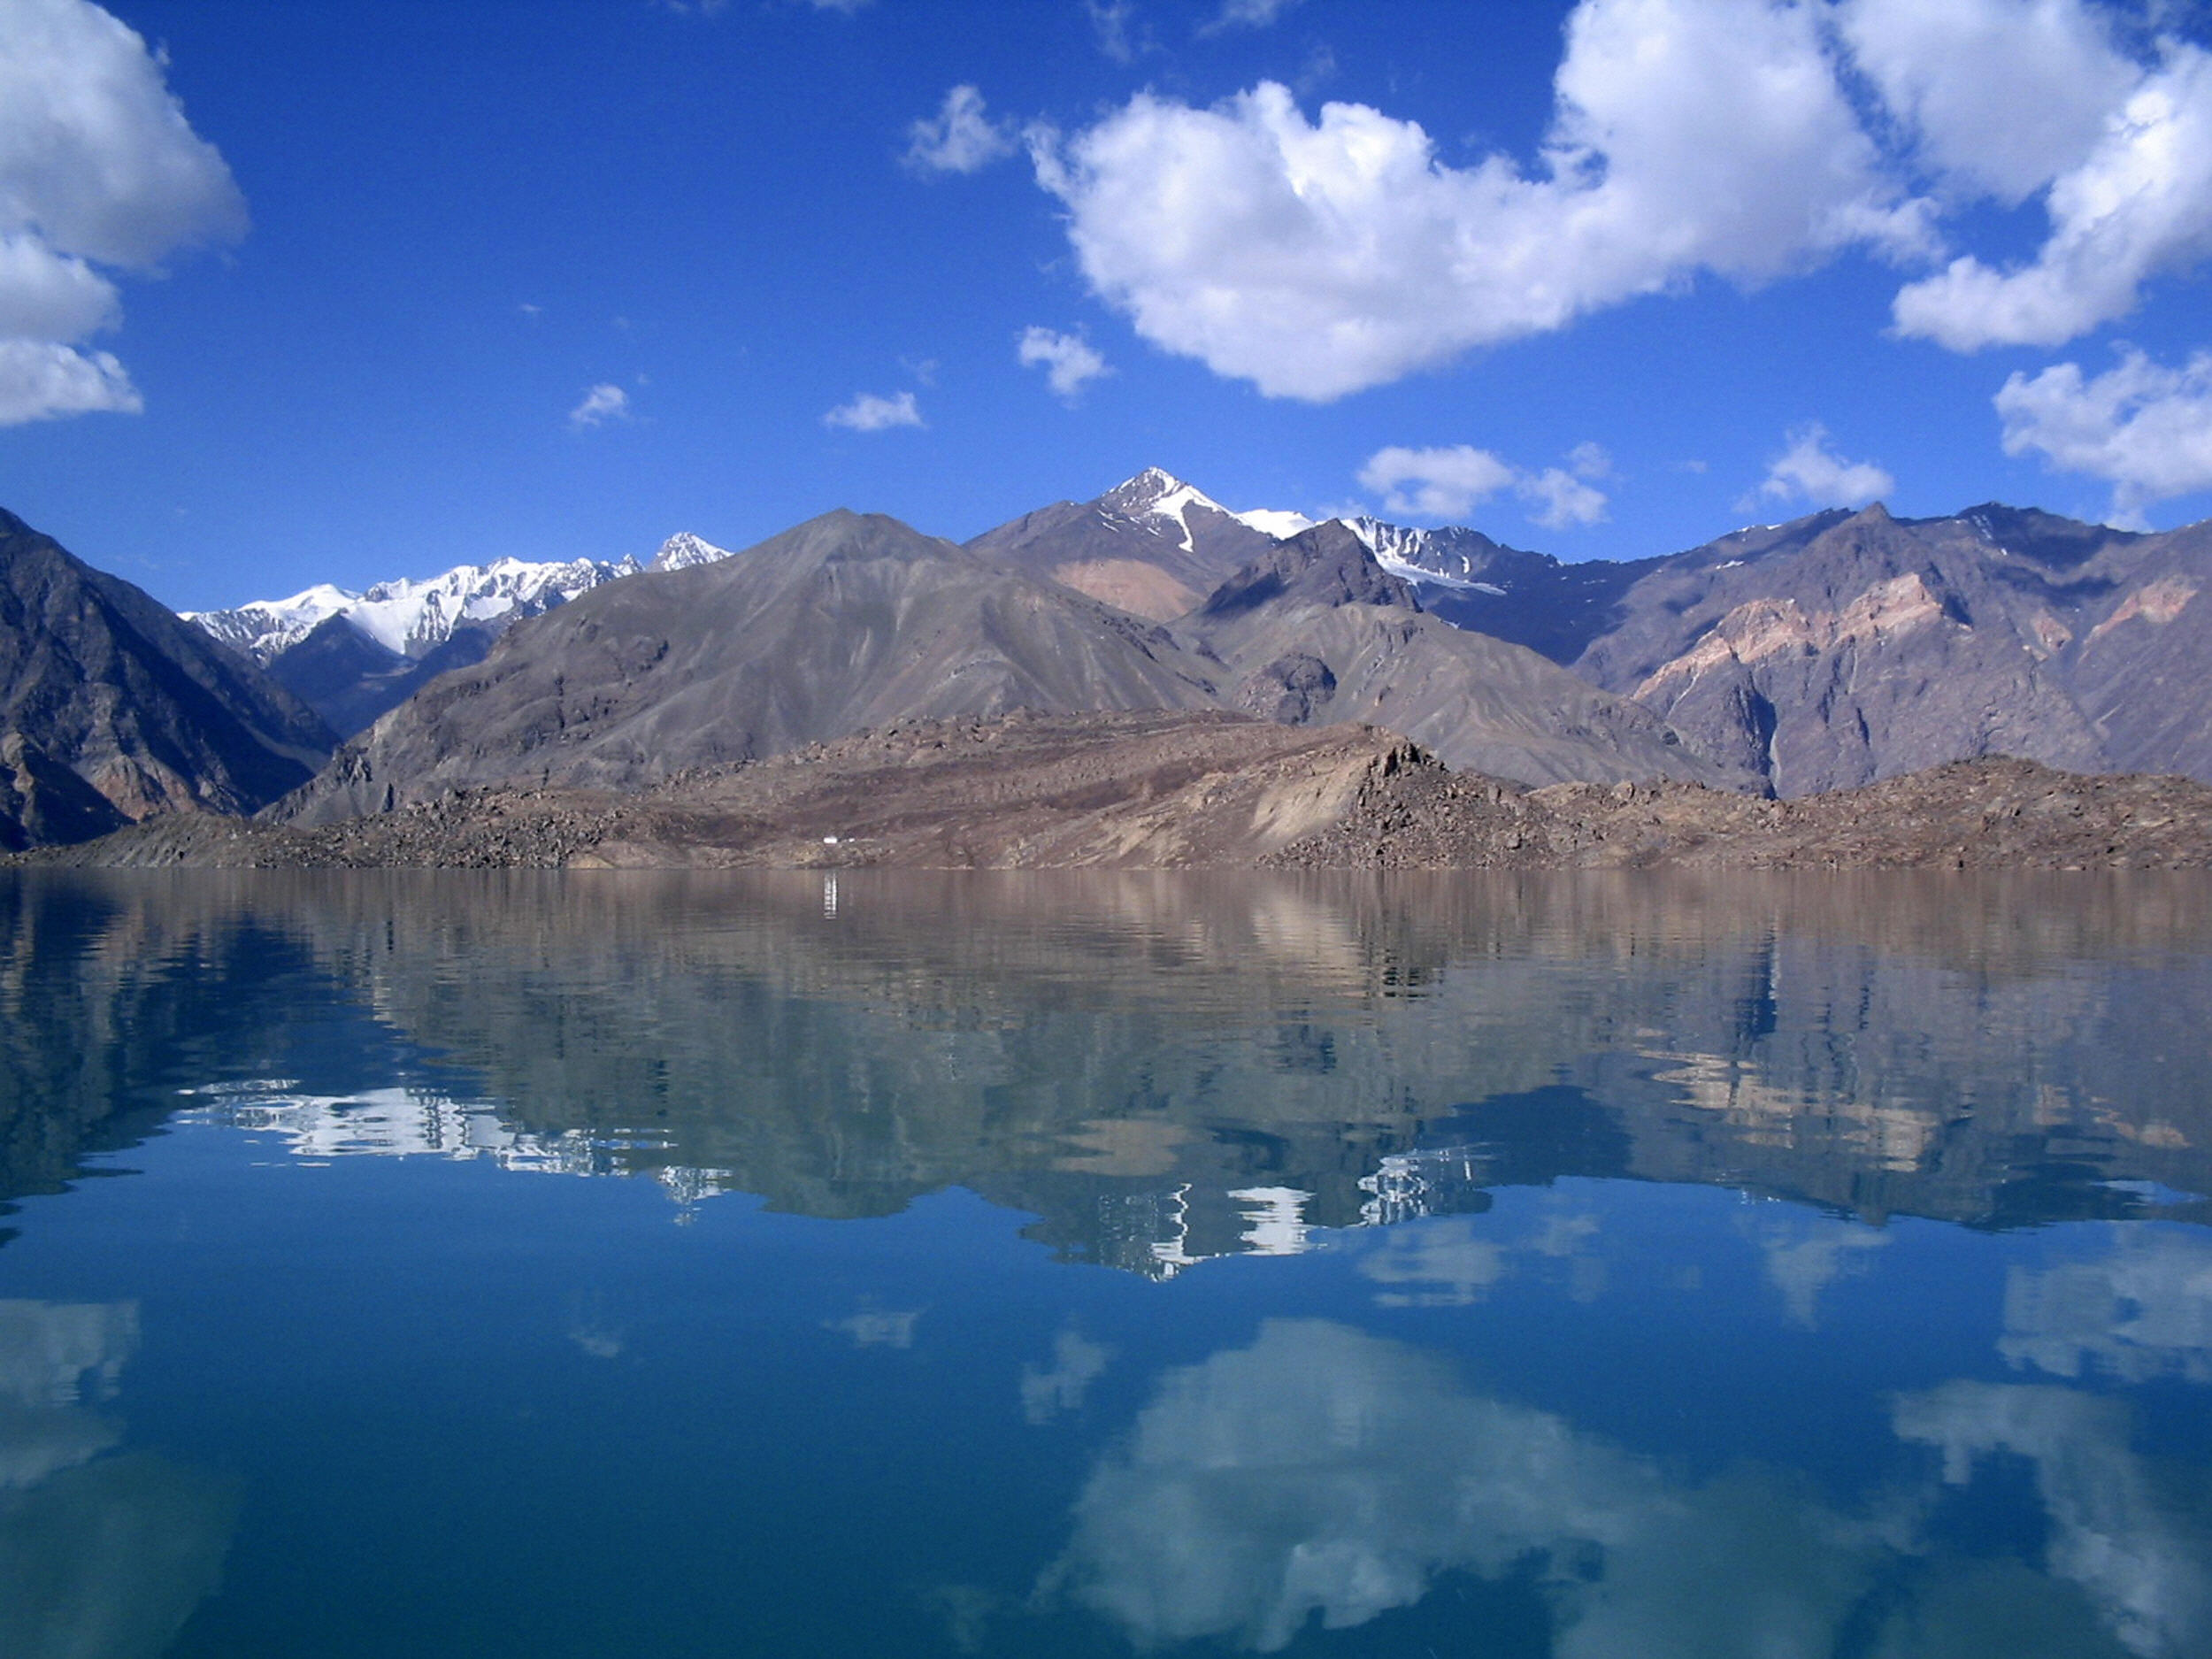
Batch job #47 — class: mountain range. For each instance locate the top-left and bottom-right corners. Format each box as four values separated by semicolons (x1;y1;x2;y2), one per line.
4;467;2210;854
186;531;735;734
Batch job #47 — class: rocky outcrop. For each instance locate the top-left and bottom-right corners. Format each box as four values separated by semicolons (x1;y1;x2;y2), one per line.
1271;753;2212;871
23;714;2208;872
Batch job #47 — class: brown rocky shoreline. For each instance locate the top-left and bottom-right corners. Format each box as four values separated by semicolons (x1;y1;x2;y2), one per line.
11;710;2212;871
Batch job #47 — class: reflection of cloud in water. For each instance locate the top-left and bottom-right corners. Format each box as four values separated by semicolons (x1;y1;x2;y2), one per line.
0;1453;242;1659
2000;1231;2212;1384
1022;1329;1112;1425
0;1299;138;1410
0;1301;239;1659
1356;1205;1604;1308
825;1307;924;1349
1749;1213;1890;1329
1045;1318;1895;1656
1358;1218;1510;1307
1894;1382;2212;1659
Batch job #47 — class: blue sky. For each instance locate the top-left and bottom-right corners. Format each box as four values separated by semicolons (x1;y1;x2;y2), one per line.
3;0;2210;611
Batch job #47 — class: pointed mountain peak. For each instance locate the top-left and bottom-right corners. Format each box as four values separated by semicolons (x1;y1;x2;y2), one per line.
1099;466;1195;513
1199;518;1421;620
652;531;735;572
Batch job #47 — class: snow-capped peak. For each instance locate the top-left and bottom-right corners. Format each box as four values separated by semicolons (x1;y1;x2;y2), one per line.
188;551;644;664
183;583;361;662
1337;518;1506;593
651;532;735;572
1098;467;1244;555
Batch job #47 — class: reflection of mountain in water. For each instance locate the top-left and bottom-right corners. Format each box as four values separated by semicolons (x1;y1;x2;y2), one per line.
4;870;2210;1267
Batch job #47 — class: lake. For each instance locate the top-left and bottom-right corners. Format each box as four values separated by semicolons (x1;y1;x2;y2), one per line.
2;869;2208;1658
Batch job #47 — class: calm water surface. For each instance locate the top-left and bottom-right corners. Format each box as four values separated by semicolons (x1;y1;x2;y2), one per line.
2;870;2208;1658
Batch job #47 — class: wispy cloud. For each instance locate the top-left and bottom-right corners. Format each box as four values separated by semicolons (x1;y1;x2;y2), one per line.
1198;0;1301;36
904;86;1016;175
824;389;923;432
569;383;631;429
1018;326;1110;402
1086;0;1149;63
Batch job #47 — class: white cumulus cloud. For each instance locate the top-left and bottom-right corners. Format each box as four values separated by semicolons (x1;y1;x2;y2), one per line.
0;0;247;425
1017;326;1110;401
824;389;924;432
1994;348;2212;527
1029;0;2212;394
568;383;630;429
1031;0;1922;400
0;339;140;425
1837;0;2141;207
903;85;1015;176
1752;424;1894;510
1519;466;1610;530
1889;41;2212;350
1359;442;1612;529
1358;445;1517;520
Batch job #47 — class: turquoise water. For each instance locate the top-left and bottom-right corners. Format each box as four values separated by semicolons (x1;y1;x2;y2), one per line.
2;870;2208;1657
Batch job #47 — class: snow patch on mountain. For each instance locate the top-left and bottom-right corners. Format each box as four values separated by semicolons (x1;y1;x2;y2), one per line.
651;532;735;572
1335;517;1501;592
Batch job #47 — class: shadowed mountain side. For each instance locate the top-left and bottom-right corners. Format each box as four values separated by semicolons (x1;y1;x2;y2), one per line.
265;612;507;737
1195;522;1759;790
1557;502;2212;795
0;511;335;848
276;511;1225;824
11;868;2203;1251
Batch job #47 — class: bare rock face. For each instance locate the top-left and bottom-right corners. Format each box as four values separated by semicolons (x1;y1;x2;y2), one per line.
0;510;334;848
1558;503;2212;795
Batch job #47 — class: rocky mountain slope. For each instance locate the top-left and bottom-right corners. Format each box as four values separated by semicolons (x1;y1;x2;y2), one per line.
28;712;2207;872
1353;497;2212;796
1343;517;1666;663
277;511;1230;823
0;510;334;850
273;508;1741;826
1194;521;1739;787
187;532;734;736
964;467;1281;620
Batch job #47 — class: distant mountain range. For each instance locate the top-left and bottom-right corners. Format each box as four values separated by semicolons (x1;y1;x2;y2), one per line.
5;465;2211;854
186;532;734;733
